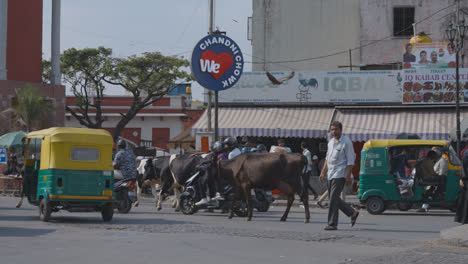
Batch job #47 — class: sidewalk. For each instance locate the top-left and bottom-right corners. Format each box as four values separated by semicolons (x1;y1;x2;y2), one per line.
440;224;468;247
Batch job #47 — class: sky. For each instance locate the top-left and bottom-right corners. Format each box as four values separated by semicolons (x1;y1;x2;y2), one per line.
42;0;253;101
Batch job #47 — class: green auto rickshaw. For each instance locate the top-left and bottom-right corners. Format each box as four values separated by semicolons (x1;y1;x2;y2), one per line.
22;127;115;222
358;139;461;214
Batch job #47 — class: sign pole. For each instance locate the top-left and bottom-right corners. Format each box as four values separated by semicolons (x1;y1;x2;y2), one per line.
206;0;214;134
214;90;219;141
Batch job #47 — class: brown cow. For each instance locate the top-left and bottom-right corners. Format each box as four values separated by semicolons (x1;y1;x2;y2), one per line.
210;152;310;222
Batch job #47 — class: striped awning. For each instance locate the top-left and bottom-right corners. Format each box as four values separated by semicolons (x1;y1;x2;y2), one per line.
335;108;468;141
191;107;335;138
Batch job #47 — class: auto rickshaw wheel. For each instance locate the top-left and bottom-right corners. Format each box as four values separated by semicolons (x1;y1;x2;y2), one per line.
397;201;413;211
101;203;114;222
39;199;52;222
366;196;385;215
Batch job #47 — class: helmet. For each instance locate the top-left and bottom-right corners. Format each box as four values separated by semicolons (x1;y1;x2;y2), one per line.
256;144;266;152
241;147;250;153
117;139;127;149
224;137;238;147
250;148;257;152
212;141;225;153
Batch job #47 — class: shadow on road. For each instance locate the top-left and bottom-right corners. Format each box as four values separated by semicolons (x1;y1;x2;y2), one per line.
357;227;440;234
0;215;40;221
0;206;30;211
381;212;454;217
0;227;56;237
48;216;198;226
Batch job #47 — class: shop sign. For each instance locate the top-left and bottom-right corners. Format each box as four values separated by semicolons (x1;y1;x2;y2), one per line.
219;71;402;104
402;68;468;104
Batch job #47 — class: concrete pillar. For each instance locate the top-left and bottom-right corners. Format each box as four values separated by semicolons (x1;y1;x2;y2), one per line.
0;0;7;80
51;0;61;84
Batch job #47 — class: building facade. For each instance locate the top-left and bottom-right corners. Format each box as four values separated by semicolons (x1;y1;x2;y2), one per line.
251;0;361;71
0;0;65;135
252;0;467;71
65;91;204;153
360;0;468;68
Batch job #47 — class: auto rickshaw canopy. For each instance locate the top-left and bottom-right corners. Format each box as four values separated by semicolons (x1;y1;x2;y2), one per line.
363;139;448;151
26;127;114;171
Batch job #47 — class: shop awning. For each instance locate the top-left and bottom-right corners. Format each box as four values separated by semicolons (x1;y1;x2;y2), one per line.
335;108;468;141
191;107;335;138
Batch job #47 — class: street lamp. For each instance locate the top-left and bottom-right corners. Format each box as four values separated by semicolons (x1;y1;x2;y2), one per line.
446;19;468;156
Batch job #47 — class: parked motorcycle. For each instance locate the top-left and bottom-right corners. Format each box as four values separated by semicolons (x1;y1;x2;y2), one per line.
114;177;137;214
252;188;273;212
179;171;248;216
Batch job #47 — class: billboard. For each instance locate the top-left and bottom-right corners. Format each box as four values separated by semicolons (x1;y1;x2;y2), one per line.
219;71;402;104
402;68;468;104
402;42;456;69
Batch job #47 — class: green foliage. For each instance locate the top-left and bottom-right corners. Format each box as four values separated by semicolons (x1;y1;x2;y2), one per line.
42;59;51;83
61;47;192;141
2;85;54;132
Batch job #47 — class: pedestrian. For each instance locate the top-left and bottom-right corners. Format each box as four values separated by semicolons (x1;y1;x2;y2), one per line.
301;142;319;200
455;149;468;224
319;121;359;230
316;175;351;209
273;138;291;153
416;150;445;213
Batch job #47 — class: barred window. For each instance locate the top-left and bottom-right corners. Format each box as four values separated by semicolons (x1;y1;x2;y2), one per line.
394;7;415;37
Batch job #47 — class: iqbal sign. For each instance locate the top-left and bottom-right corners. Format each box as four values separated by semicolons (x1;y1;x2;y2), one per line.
219;71;402;104
191;35;244;91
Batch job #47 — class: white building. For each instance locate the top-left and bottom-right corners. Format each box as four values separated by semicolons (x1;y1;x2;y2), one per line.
251;0;361;71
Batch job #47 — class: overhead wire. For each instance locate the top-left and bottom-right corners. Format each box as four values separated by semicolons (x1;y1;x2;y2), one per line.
245;3;456;65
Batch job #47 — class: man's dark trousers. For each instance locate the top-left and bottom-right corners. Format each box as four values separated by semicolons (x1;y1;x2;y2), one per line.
327;178;355;227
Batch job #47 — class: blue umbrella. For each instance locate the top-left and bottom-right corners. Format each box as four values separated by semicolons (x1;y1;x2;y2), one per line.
0;131;27;149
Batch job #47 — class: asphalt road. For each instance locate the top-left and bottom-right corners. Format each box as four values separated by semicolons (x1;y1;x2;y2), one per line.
1;196;467;264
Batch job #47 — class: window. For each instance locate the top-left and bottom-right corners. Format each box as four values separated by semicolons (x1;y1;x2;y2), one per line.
27;138;41;161
394;7;415;37
71;148;99;161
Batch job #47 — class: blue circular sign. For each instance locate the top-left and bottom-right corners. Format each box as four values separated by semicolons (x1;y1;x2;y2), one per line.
191;34;244;91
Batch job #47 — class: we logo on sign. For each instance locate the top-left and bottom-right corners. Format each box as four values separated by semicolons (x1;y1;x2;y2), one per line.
199;50;234;80
200;60;220;73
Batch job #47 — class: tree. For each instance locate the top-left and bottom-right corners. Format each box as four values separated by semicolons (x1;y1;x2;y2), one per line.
1;85;53;132
104;52;192;142
61;47;113;129
60;47;192;142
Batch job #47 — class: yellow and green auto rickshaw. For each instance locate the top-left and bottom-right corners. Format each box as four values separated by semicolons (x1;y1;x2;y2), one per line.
22;127;115;222
358;139;461;214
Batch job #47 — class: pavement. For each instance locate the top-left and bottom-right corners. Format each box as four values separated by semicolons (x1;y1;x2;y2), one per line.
274;194;468;248
440;222;468;247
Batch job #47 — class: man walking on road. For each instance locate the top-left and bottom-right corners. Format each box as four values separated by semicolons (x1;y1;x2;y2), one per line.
319;121;359;230
301;142;319;200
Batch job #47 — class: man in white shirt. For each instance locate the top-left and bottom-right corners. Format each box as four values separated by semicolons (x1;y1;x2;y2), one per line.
418;148;449;212
225;137;241;160
319;121;359;230
301;142;318;199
